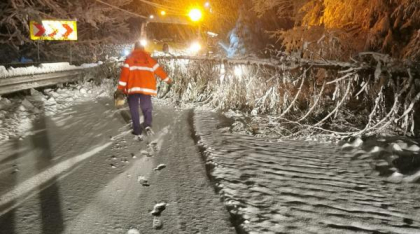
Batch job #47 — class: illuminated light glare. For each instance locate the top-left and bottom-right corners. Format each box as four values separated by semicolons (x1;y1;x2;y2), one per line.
234;66;243;77
140;39;147;46
124;50;130;56
189;9;202;22
149;15;154;19
189;42;201;54
160;10;166;16
204;2;210;8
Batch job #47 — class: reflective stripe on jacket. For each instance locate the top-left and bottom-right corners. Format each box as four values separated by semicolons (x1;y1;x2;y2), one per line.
117;49;171;96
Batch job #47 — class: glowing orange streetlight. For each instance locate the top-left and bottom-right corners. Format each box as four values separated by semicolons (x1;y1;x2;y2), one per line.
188;8;202;22
160;10;166;16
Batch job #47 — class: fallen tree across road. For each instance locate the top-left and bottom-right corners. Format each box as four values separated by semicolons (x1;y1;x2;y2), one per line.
155;53;420;138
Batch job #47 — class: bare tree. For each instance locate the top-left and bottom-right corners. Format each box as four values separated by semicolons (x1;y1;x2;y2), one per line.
0;0;145;62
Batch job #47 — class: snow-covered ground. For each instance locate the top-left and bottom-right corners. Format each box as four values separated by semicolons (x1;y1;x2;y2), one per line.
1;74;420;233
340;136;420;183
221;110;420;184
0;80;113;142
0;82;234;233
194;110;420;233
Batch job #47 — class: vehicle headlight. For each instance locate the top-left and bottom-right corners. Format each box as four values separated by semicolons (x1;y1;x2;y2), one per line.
140;39;148;47
189;42;201;53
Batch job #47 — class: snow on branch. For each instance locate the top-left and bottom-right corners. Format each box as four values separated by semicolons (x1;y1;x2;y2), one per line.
156;55;420;138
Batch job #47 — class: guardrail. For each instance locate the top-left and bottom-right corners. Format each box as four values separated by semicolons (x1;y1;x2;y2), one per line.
0;67;98;95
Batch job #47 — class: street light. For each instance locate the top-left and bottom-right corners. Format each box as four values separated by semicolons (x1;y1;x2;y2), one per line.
189;41;202;54
140;39;147;47
188;8;202;22
149;15;154;19
160;10;166;16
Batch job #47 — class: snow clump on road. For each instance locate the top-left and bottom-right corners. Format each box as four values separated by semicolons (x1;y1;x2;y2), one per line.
126;228;140;234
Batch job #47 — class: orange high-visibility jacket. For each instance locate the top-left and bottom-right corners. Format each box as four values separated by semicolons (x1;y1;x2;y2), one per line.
117;49;171;96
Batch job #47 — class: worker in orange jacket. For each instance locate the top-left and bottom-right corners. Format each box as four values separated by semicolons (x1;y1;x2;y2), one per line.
115;42;172;141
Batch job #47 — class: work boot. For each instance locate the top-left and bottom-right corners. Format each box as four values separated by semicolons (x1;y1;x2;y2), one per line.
134;135;144;141
145;126;154;136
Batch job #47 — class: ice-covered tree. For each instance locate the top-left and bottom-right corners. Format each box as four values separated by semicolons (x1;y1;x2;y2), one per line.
250;0;420;60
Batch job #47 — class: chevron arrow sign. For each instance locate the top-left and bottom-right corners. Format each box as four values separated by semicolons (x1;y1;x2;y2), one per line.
30;20;77;41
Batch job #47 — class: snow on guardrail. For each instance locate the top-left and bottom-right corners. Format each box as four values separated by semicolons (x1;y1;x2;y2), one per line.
0;62;102;79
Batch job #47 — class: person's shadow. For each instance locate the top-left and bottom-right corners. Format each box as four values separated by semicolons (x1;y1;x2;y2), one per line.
0;101;65;234
0;139;20;234
30;104;65;234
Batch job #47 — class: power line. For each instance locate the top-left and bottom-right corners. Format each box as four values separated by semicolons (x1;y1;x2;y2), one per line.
138;0;179;11
137;0;189;14
94;0;147;19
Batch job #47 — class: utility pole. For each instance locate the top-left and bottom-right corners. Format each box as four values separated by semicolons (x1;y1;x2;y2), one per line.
69;42;72;64
37;41;40;62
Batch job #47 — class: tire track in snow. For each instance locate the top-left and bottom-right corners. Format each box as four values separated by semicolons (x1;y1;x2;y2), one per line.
194;110;420;234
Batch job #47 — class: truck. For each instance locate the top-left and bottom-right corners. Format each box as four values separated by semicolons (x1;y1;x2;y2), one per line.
140;16;218;56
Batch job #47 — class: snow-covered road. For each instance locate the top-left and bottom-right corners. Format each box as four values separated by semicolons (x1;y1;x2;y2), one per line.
0;98;234;234
195;111;420;234
1;88;420;234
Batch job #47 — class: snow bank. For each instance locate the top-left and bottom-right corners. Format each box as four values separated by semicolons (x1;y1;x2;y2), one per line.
0;62;100;79
0;79;114;142
220;109;420;183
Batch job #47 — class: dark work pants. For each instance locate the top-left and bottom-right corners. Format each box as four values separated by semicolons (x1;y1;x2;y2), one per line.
127;93;153;135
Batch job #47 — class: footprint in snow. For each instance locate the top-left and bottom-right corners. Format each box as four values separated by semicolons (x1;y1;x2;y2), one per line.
11;164;19;174
151;202;166;216
149;142;158;152
121;158;129;164
141;150;152;157
154;164;166;171
153;216;163;230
